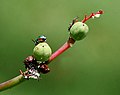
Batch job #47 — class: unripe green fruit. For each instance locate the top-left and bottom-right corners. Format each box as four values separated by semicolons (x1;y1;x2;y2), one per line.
70;22;89;41
33;42;52;62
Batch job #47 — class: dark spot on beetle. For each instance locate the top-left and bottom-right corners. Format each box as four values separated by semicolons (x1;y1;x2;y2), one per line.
42;45;44;47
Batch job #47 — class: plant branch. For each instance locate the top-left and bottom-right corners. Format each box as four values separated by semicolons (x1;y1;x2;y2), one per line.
48;37;75;63
0;74;25;92
0;37;75;92
0;10;103;92
82;10;104;23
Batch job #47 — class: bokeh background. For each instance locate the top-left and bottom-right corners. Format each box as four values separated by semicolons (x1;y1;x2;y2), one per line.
0;0;120;95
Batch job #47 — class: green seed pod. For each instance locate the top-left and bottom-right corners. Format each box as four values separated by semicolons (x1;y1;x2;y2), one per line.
33;42;52;62
70;22;89;41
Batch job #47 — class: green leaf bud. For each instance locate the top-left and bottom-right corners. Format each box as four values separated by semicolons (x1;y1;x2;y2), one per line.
33;42;52;62
70;22;89;41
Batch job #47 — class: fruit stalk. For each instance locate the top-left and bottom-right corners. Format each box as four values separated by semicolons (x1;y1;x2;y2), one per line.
0;74;25;92
48;37;75;63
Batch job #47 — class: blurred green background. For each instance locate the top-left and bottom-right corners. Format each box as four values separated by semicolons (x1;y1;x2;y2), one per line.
0;0;120;95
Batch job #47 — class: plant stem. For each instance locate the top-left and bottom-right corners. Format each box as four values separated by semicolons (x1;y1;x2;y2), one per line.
48;37;75;63
82;10;104;23
0;74;25;92
0;37;75;92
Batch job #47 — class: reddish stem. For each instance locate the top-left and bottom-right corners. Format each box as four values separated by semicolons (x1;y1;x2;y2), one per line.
82;10;104;23
48;37;75;63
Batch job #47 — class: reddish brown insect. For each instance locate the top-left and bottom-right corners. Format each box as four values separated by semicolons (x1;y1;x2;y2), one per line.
38;63;50;74
22;56;50;79
23;56;38;70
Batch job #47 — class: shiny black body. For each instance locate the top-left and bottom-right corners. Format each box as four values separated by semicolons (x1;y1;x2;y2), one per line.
32;35;46;46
